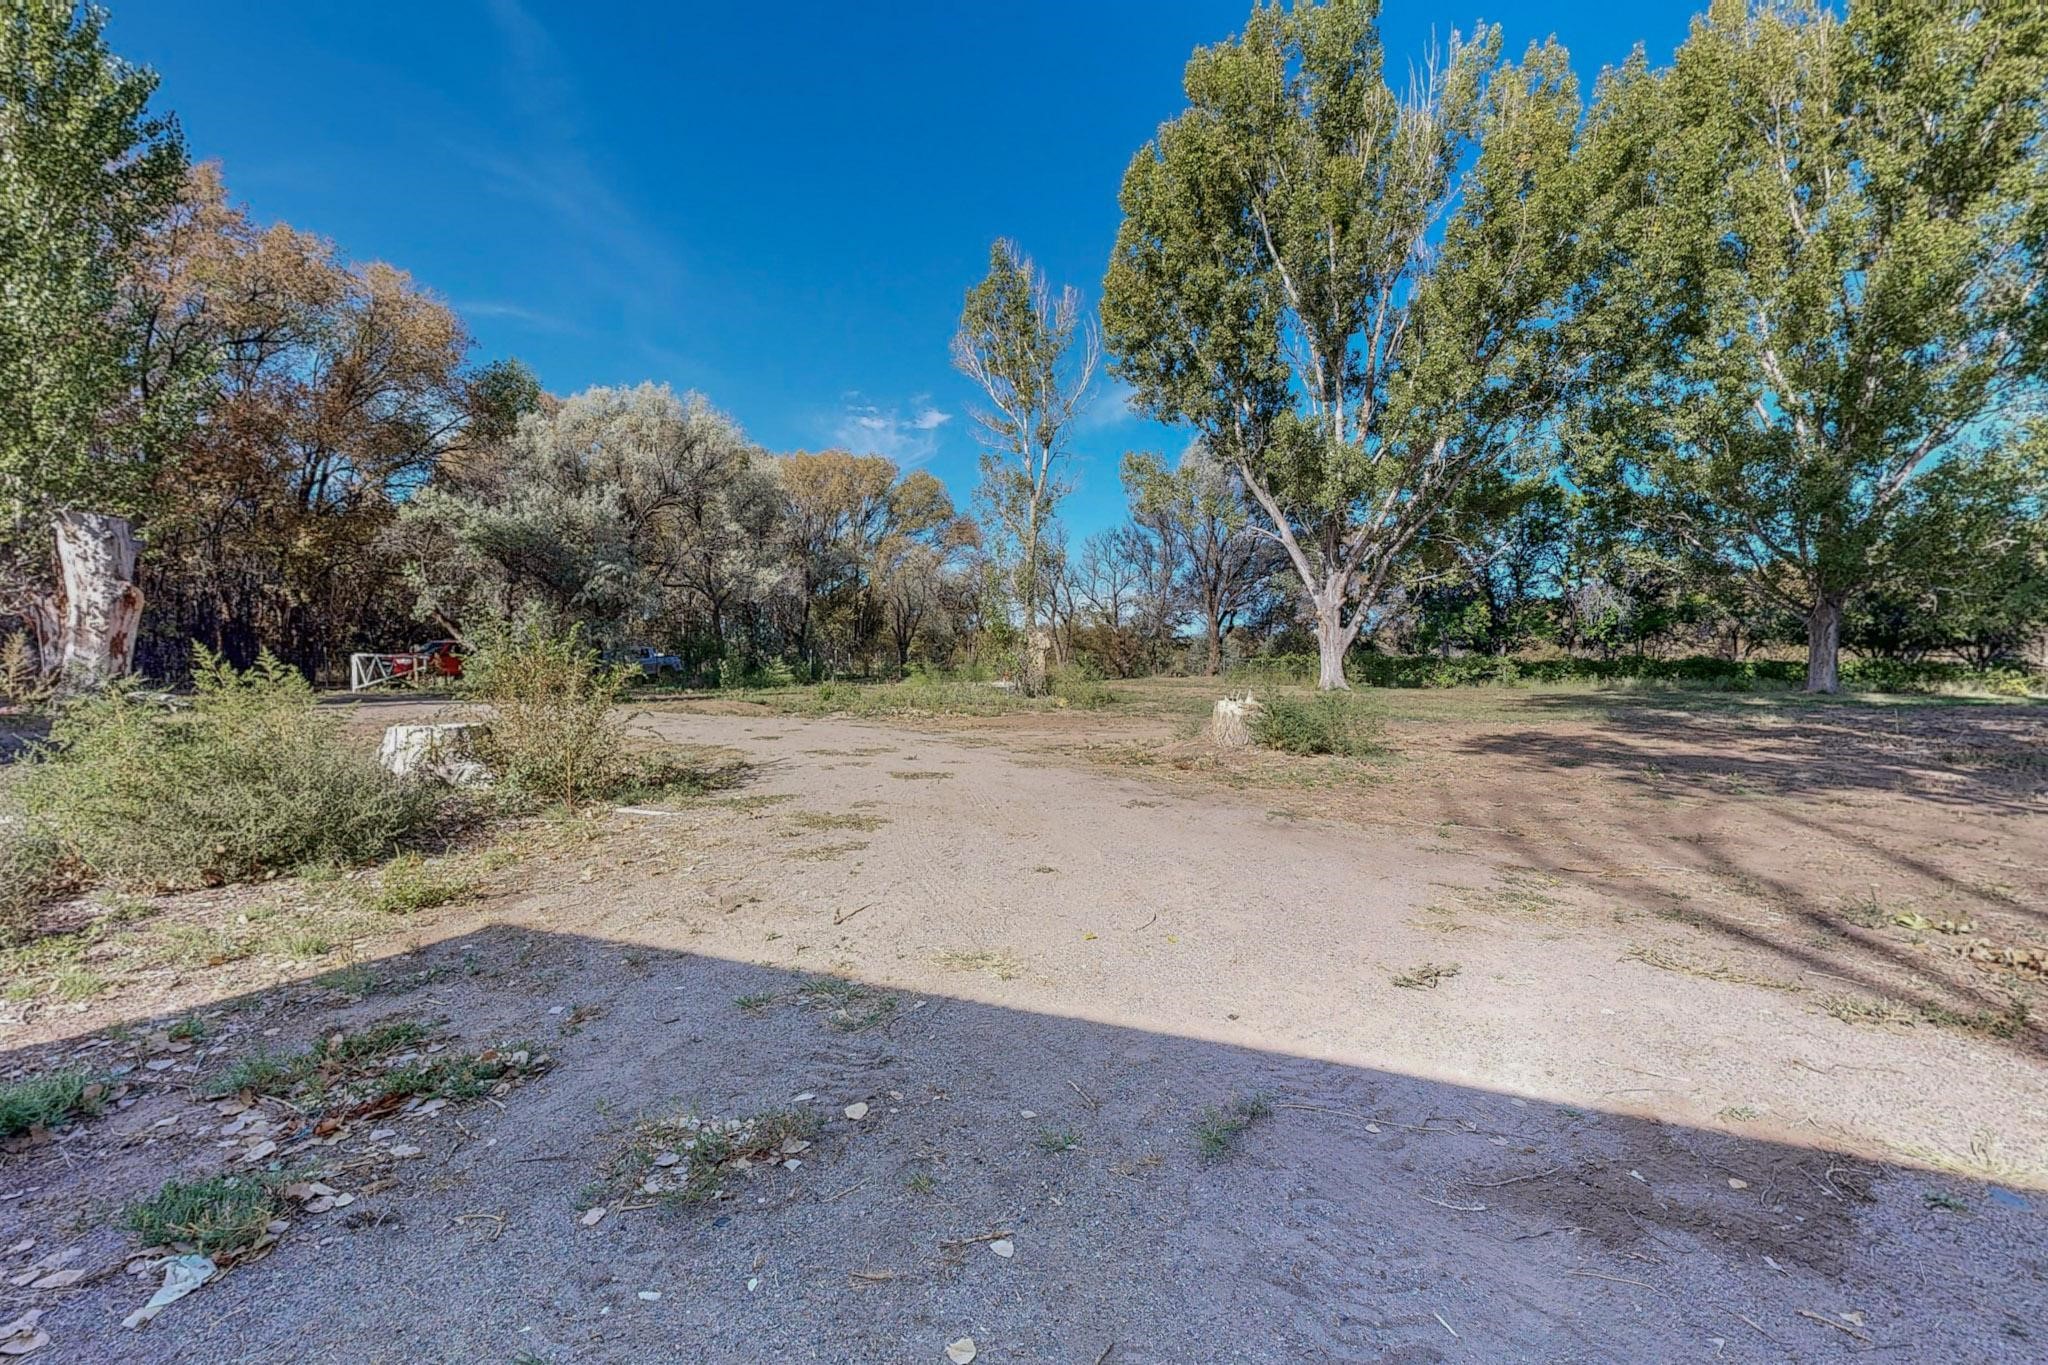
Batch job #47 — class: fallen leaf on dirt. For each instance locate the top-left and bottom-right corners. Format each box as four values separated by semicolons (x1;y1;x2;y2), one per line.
1728;1178;1749;1190
579;1207;607;1227
844;1103;869;1121
653;1152;681;1167
239;1140;277;1164
119;1255;215;1330
386;1145;421;1159
988;1239;1014;1259
0;1308;47;1356
946;1337;977;1363
27;1270;82;1291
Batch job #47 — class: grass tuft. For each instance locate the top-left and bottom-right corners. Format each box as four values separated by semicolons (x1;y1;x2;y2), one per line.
1193;1092;1272;1160
618;1107;824;1205
0;1068;104;1139
123;1174;287;1260
1391;961;1461;990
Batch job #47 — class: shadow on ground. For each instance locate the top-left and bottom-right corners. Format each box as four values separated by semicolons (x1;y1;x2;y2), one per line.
3;923;2040;1363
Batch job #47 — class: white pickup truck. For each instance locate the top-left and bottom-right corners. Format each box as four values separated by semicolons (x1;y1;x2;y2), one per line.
615;645;683;678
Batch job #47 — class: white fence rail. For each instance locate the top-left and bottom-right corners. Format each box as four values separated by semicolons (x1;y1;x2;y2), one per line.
349;652;426;693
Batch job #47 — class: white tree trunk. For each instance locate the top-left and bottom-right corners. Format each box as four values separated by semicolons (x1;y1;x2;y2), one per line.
1313;592;1355;691
52;511;145;688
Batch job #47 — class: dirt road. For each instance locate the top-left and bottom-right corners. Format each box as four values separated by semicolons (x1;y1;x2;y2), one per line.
3;703;2043;1361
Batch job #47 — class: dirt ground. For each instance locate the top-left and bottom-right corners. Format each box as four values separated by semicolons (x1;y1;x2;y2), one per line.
2;682;2044;1362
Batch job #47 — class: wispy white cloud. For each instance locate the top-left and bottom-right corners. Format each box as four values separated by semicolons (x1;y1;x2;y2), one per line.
464;1;683;350
457;299;582;334
1075;376;1141;433
831;393;953;464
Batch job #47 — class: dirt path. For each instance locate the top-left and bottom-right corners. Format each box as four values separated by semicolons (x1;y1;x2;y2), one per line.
3;705;2044;1362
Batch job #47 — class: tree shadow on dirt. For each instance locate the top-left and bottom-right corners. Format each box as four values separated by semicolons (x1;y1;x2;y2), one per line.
1452;690;2047;814
2;925;2041;1363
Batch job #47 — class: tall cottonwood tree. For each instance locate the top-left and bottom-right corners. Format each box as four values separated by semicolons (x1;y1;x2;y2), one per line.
1103;0;1589;688
1574;0;2048;692
0;0;187;683
952;239;1097;687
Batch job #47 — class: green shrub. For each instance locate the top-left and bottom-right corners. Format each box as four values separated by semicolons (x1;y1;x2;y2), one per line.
1049;664;1115;709
357;853;479;915
465;621;633;806
1250;692;1384;756
5;650;438;911
0;1067;102;1138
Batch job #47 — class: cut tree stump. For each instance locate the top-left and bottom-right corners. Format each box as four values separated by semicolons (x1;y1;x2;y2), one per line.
379;723;491;786
1211;695;1261;748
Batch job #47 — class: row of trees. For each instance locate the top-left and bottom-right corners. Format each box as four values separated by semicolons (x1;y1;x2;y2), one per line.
1100;0;2048;691
2;0;2043;693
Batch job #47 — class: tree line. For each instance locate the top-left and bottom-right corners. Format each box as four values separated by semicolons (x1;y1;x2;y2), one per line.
2;0;2043;695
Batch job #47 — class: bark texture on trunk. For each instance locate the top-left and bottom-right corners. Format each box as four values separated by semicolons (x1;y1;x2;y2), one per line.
1804;595;1844;694
52;511;145;689
1210;695;1259;747
1313;594;1355;691
1022;627;1053;696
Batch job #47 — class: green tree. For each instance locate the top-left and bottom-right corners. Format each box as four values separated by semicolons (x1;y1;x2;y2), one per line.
1103;0;1588;689
952;239;1098;690
1854;435;2048;667
1574;0;2048;691
1122;446;1271;674
0;0;187;682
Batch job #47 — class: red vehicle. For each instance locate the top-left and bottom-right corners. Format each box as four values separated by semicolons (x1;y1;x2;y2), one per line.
392;640;465;680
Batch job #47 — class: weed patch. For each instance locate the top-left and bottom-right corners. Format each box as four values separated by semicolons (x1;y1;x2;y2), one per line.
357;855;481;916
1249;692;1384;757
1;651;442;936
1193;1093;1271;1159
931;949;1021;980
0;1069;106;1140
614;1107;823;1205
1392;961;1461;989
797;976;897;1031
123;1174;288;1261
204;1021;547;1113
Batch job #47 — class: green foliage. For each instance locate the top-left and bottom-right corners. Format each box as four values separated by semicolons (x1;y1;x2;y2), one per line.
204;1020;431;1101
1230;651;2042;697
0;632;49;706
464;620;632;806
122;1174;286;1259
0;0;191;517
1573;0;2048;691
1103;0;1589;686
1250;692;1384;756
0;1067;101;1138
0;820;70;944
4;650;439;906
397;384;771;647
953;239;1094;641
1048;663;1116;709
357;854;479;916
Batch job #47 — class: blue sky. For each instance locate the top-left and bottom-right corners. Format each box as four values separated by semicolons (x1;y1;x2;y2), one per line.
113;0;1701;535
